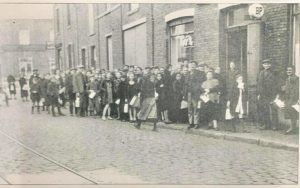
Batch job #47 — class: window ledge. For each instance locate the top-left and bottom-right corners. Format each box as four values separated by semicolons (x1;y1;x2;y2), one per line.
88;33;96;37
96;4;121;20
127;8;139;16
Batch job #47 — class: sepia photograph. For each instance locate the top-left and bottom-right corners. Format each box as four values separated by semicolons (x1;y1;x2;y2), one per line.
0;1;299;186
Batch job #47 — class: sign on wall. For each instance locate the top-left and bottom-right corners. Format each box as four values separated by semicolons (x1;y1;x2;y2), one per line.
183;35;194;47
248;4;264;19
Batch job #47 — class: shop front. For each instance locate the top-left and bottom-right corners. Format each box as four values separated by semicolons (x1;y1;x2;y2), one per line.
221;4;263;120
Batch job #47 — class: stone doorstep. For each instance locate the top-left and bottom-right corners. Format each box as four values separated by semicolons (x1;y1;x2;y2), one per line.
157;123;298;152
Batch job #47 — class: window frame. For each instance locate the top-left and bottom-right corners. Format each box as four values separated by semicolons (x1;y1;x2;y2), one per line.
67;4;71;26
292;4;300;76
55;8;60;34
168;18;195;65
128;3;139;15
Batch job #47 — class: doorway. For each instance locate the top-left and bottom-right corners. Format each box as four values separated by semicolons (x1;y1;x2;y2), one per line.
81;48;86;68
227;28;248;83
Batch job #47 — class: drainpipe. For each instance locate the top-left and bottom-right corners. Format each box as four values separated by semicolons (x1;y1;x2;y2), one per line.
96;5;101;69
287;4;294;67
121;4;125;67
75;4;80;67
151;4;155;66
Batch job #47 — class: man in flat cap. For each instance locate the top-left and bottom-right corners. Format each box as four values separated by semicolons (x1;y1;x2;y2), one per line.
65;68;76;116
257;59;278;130
72;65;86;116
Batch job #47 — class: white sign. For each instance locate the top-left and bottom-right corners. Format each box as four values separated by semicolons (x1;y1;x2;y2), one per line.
183;35;193;47
248;4;264;19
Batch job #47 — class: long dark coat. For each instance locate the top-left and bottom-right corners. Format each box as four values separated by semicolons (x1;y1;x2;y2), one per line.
184;70;206;100
72;72;85;93
283;75;299;119
225;69;240;101
257;69;277;102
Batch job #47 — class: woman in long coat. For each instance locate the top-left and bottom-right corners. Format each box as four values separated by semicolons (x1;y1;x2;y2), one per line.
135;74;158;131
19;74;29;101
155;73;167;122
283;66;299;134
118;75;128;121
171;73;184;123
101;72;114;120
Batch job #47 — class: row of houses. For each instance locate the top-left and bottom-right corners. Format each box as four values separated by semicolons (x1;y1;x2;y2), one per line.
54;3;299;78
54;3;299;122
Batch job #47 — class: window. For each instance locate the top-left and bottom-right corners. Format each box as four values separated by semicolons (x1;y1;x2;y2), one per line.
293;4;300;76
169;18;194;66
67;44;73;68
67;4;71;26
81;48;87;68
129;3;139;11
124;23;147;68
88;4;95;35
56;9;60;33
227;6;248;27
19;30;30;45
106;36;113;70
19;57;33;75
57;48;62;70
90;46;96;68
49;30;54;41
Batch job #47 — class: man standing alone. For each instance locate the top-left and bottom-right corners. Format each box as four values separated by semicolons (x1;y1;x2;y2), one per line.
257;59;278;130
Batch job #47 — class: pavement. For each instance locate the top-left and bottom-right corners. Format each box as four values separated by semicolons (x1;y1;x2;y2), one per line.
158;121;299;151
0;99;298;184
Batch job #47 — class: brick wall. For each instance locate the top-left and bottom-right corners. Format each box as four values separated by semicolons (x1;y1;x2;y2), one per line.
262;4;290;81
194;4;220;67
97;5;123;70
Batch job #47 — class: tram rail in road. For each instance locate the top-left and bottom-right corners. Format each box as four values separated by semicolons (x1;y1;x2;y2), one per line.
0;129;99;185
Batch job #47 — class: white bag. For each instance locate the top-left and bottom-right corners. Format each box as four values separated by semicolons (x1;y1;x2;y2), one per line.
39;98;45;107
197;100;202;109
124;103;129;113
59;87;65;94
273;97;285;108
200;94;210;103
129;96;137;106
75;97;80;107
180;100;188;109
225;107;234;120
58;98;63;105
292;102;300;112
9;84;14;91
89;90;96;99
115;99;120;105
22;84;29;91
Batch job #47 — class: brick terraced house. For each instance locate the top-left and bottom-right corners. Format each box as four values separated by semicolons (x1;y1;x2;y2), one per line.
54;3;300;123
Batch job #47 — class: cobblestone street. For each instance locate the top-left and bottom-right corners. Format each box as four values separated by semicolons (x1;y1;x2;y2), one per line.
0;100;298;185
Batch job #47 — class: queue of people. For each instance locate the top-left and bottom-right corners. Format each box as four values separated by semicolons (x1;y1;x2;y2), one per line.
7;59;299;134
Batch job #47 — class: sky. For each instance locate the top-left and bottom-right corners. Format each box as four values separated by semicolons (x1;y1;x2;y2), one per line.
0;4;53;20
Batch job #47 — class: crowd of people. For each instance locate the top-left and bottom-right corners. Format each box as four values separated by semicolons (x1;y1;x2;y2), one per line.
5;59;299;134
